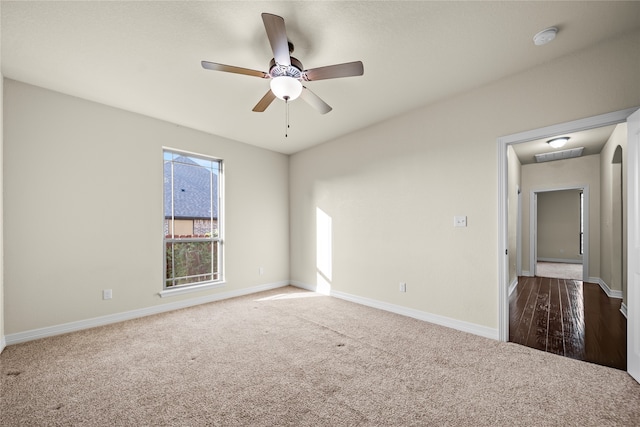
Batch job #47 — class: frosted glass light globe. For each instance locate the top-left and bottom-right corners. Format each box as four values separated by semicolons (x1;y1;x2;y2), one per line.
270;76;302;101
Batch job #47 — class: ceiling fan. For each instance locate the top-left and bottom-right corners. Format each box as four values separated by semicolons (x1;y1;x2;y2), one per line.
201;13;364;115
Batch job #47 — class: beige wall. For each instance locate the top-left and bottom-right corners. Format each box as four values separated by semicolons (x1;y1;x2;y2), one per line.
3;29;639;339
521;155;600;277
507;146;521;286
536;189;583;262
600;123;628;297
290;30;640;330
3;79;290;334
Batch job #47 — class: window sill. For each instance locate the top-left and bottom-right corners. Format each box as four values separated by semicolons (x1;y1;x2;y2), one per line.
159;281;226;298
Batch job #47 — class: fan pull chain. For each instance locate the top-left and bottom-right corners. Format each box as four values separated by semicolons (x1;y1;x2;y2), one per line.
284;96;290;138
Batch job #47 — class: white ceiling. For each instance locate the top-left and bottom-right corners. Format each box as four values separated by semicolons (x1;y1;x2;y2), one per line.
2;1;640;155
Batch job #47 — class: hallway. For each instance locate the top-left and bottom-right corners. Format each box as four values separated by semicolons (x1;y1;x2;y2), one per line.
509;275;626;370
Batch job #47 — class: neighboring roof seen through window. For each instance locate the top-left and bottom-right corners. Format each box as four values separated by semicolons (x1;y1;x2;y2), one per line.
163;155;219;220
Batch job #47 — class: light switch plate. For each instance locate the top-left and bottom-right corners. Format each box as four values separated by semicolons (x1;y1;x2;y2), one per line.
454;216;467;227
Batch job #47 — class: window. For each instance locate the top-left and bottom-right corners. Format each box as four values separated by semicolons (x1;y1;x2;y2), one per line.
163;149;222;290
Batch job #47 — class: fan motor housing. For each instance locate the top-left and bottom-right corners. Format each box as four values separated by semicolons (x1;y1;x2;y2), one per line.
269;57;303;79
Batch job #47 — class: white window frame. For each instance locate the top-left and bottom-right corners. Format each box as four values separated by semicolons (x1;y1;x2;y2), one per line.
160;148;224;297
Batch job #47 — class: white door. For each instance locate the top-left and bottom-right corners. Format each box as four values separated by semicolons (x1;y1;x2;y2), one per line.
627;109;640;383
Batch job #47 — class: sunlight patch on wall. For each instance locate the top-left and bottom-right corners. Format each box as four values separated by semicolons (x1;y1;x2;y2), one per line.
316;207;332;295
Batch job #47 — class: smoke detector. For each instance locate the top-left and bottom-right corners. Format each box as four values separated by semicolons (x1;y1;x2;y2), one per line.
533;27;558;46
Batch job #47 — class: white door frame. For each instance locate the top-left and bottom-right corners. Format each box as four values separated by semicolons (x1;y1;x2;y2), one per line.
516;186;522;276
497;107;638;343
529;186;588;281
626;109;640;383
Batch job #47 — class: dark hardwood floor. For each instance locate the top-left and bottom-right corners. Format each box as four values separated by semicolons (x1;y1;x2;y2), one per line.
509;276;626;370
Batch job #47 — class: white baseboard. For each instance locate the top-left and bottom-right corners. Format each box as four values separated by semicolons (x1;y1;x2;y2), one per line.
537;258;582;264
620;302;628;318
296;284;498;340
0;336;6;354
5;281;290;346
508;278;518;297
591;277;623;299
522;270;532;277
291;281;498;339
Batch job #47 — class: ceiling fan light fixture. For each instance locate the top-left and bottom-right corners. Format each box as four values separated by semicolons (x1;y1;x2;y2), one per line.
547;136;570;149
270;76;302;101
201;13;363;114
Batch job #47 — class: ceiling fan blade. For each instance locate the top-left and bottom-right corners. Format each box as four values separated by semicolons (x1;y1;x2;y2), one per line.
201;61;269;79
261;13;291;66
252;90;277;112
300;87;332;114
302;61;364;81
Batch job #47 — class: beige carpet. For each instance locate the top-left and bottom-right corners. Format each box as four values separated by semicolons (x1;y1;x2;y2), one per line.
536;261;583;281
2;286;639;426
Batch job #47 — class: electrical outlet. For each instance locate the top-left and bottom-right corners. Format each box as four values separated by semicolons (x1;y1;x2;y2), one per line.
399;282;407;292
103;289;112;300
259;267;264;275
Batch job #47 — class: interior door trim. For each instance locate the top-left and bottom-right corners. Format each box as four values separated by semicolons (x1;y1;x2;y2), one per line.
497;107;638;343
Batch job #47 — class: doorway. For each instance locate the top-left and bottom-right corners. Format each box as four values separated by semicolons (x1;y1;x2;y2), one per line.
531;187;586;281
497;108;639;375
